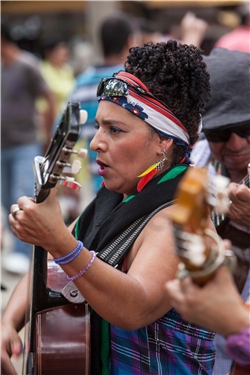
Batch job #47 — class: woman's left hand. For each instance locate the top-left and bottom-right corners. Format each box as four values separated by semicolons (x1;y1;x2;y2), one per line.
9;187;69;252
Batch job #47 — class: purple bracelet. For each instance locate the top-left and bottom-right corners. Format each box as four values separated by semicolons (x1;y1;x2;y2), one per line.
226;325;250;366
66;251;97;281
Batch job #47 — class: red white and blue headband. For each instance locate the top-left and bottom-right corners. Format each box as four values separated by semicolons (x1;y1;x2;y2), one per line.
97;72;201;164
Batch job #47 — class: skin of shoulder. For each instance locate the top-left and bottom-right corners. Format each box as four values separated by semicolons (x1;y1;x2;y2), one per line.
124;205;180;323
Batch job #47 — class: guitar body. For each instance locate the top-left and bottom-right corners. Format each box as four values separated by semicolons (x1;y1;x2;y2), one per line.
34;262;90;375
23;102;91;374
217;219;250;293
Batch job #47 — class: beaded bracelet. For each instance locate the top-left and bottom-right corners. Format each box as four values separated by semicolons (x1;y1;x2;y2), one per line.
54;240;84;265
66;251;97;281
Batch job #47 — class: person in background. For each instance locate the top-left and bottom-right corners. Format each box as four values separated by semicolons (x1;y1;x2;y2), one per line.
38;39;76;150
191;47;250;375
70;12;140;197
215;2;250;53
138;18;163;45
1;24;56;275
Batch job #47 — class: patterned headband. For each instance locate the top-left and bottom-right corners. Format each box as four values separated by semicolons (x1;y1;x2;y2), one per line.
98;72;201;164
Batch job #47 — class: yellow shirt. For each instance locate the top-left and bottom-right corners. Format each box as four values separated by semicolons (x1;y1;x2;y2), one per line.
39;60;75;114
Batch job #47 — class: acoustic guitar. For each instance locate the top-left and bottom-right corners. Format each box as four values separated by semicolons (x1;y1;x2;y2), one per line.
171;167;250;375
170;167;236;285
22;101;91;375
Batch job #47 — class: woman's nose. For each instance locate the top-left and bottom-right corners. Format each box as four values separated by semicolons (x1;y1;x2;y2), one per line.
90;129;108;152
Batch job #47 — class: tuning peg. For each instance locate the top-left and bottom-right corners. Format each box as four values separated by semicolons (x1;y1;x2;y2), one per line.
77;148;88;159
62;160;81;175
61;147;88;159
80;110;88;125
70;160;81;174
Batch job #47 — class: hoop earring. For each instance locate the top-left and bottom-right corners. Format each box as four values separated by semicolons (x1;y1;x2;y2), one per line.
137;149;168;192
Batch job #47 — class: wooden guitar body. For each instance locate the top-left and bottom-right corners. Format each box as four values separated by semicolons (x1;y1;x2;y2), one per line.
35;263;90;375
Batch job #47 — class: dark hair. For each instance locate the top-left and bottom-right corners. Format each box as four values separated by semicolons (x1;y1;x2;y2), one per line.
99;13;135;57
1;23;14;43
41;38;67;59
125;40;211;164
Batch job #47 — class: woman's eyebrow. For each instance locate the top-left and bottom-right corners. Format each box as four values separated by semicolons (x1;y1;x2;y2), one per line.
94;118;127;127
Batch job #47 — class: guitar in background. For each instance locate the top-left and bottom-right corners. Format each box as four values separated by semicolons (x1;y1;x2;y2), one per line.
170;167;236;286
170;166;250;375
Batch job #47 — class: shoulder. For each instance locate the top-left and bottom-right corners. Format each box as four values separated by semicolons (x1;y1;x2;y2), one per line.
18;51;41;70
134;204;174;253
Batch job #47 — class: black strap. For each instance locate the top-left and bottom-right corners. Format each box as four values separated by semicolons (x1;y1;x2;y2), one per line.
97;199;176;268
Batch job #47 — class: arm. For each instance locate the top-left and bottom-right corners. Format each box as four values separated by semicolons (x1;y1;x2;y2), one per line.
9;188;179;331
227;183;250;229
1;219;77;373
1;272;30;375
180;12;208;47
165;264;249;337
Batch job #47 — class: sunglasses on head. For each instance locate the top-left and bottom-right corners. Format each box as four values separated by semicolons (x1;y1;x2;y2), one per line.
97;77;171;110
204;124;250;142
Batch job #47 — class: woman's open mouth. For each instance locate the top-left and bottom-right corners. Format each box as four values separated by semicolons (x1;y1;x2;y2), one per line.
96;160;109;176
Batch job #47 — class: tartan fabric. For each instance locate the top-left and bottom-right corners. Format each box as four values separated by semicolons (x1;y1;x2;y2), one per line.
109;308;215;375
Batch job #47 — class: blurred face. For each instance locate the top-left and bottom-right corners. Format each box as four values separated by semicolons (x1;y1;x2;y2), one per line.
90;101;162;198
208;132;250;181
47;42;69;66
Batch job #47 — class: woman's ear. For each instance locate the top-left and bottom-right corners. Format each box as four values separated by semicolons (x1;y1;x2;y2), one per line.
157;137;173;155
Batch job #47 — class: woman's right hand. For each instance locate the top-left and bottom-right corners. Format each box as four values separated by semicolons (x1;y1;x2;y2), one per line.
1;322;22;375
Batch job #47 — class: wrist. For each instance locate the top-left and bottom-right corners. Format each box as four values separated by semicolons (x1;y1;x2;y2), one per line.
223;305;249;338
1;317;18;332
46;231;79;259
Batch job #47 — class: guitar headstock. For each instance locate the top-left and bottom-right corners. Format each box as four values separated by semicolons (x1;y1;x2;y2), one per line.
33;101;88;203
171;168;209;234
171;167;236;285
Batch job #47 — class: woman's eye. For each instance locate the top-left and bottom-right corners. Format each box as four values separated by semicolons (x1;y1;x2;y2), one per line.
110;126;121;134
110;126;127;134
94;124;99;130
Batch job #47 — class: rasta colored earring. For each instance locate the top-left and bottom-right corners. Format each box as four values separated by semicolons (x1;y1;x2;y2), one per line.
137;150;168;192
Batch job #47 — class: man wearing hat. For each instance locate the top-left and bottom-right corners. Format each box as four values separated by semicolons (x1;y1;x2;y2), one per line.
192;47;250;375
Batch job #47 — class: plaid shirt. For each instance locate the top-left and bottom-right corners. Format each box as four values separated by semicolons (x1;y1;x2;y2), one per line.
109;308;215;375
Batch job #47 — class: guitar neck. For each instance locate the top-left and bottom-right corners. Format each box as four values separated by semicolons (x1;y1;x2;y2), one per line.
27;101;82;358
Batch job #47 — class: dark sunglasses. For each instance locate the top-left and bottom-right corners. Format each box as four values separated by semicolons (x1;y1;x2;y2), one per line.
97;77;171;110
205;124;250;142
